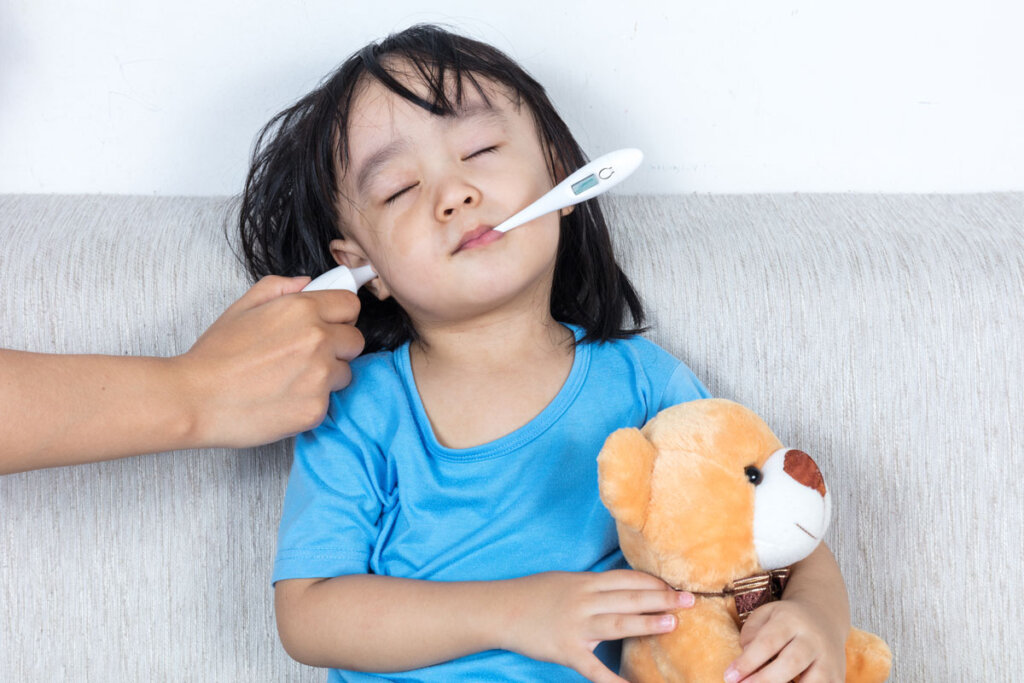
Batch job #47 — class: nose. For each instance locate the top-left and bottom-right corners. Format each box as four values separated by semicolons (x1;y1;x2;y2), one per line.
783;449;826;497
435;178;481;222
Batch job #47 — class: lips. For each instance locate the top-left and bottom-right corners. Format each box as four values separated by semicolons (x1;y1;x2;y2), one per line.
453;225;502;253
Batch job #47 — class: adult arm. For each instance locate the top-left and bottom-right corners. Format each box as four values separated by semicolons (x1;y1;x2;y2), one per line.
0;276;363;475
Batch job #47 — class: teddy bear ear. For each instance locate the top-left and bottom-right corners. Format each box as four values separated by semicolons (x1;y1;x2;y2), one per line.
597;427;658;530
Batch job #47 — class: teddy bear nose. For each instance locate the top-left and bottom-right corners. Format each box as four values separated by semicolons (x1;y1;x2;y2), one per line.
783;449;826;497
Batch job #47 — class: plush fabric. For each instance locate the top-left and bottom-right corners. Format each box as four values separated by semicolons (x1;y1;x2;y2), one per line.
597;398;891;681
1;192;1022;680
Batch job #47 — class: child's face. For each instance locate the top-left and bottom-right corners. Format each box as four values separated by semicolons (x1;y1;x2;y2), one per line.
330;70;563;327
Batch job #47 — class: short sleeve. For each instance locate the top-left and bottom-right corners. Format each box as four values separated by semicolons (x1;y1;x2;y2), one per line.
658;361;712;410
622;336;712;417
272;393;391;585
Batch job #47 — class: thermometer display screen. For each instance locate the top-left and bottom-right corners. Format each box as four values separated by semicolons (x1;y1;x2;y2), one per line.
571;174;599;195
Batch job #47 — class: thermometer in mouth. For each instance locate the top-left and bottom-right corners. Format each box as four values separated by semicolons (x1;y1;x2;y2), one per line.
302;148;644;292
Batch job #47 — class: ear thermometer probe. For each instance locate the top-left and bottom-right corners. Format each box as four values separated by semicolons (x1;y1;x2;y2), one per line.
302;263;377;292
302;147;644;292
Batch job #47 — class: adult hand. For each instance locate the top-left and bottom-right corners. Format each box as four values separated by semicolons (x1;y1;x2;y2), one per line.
1;276;363;474
175;275;364;448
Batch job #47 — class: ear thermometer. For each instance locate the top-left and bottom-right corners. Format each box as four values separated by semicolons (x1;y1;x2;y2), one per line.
302;147;644;292
303;263;376;292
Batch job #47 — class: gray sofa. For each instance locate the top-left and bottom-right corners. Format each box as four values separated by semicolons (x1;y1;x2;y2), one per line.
1;193;1021;680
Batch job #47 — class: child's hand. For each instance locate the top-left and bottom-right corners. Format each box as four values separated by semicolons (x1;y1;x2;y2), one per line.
723;599;846;683
501;570;694;683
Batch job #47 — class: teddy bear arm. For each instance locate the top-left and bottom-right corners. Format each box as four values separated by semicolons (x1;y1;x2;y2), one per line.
666;601;743;681
843;627;892;683
622;601;741;682
621;637;668;683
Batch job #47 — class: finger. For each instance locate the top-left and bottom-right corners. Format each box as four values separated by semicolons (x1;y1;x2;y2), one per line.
592;569;678;592
301;289;362;324
788;660;832;683
727;623;795;682
326;358;354;393
572;651;630;683
587;612;677;642
738;604;773;648
594;586;694;616
231;275;312;312
325;321;366;363
735;642;812;683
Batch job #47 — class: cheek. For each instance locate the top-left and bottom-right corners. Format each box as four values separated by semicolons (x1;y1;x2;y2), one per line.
361;214;427;272
529;215;563;266
371;238;445;305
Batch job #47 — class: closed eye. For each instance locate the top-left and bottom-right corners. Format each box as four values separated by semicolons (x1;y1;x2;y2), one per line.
384;183;418;205
465;145;499;159
383;147;497;205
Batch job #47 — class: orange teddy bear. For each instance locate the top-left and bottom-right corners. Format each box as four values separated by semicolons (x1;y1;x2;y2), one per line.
598;398;892;682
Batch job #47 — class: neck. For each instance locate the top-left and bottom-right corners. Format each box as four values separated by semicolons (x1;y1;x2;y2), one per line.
406;271;573;373
409;307;573;375
399;277;579;449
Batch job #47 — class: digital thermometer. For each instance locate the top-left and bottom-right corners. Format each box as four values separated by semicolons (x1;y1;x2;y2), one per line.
302;147;644;293
303;263;376;292
493;148;643;233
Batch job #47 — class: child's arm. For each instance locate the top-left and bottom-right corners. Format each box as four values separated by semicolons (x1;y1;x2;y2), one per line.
276;568;693;683
723;542;850;683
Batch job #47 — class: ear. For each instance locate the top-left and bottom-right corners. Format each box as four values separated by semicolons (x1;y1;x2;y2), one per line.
546;150;574;218
597;427;658;530
329;238;391;300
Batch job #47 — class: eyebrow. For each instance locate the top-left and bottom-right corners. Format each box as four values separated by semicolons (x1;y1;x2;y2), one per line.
353;103;508;196
355;139;411;196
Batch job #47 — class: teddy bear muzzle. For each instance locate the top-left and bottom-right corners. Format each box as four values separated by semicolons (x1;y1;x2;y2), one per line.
752;448;833;570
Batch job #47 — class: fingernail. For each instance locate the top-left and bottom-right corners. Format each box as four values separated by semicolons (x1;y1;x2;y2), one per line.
659;615;676;630
724;666;740;683
678;591;695;607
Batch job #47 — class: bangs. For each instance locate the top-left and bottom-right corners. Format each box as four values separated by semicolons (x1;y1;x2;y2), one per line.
334;28;524;171
359;45;495;117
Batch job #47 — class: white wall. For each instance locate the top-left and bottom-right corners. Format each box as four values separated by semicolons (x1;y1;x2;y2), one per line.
1;0;1020;195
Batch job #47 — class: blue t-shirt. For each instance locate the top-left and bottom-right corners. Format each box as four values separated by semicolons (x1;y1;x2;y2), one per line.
274;324;710;682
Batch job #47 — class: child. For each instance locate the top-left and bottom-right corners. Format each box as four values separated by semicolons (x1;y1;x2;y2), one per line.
238;24;852;683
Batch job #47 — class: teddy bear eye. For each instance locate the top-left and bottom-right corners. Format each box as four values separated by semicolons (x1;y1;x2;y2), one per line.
744;465;763;485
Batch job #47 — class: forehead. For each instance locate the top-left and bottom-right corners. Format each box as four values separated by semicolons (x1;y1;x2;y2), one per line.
347;76;511;141
343;69;522;154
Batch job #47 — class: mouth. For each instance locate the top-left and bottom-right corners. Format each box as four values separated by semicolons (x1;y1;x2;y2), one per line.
453;225;501;254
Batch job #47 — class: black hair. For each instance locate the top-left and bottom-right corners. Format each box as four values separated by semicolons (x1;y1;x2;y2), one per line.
238;23;645;353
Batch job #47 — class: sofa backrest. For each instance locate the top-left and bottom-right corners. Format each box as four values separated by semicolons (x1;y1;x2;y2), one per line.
2;193;1022;680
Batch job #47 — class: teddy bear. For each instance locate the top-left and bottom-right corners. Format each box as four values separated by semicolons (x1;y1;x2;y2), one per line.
597;398;892;682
